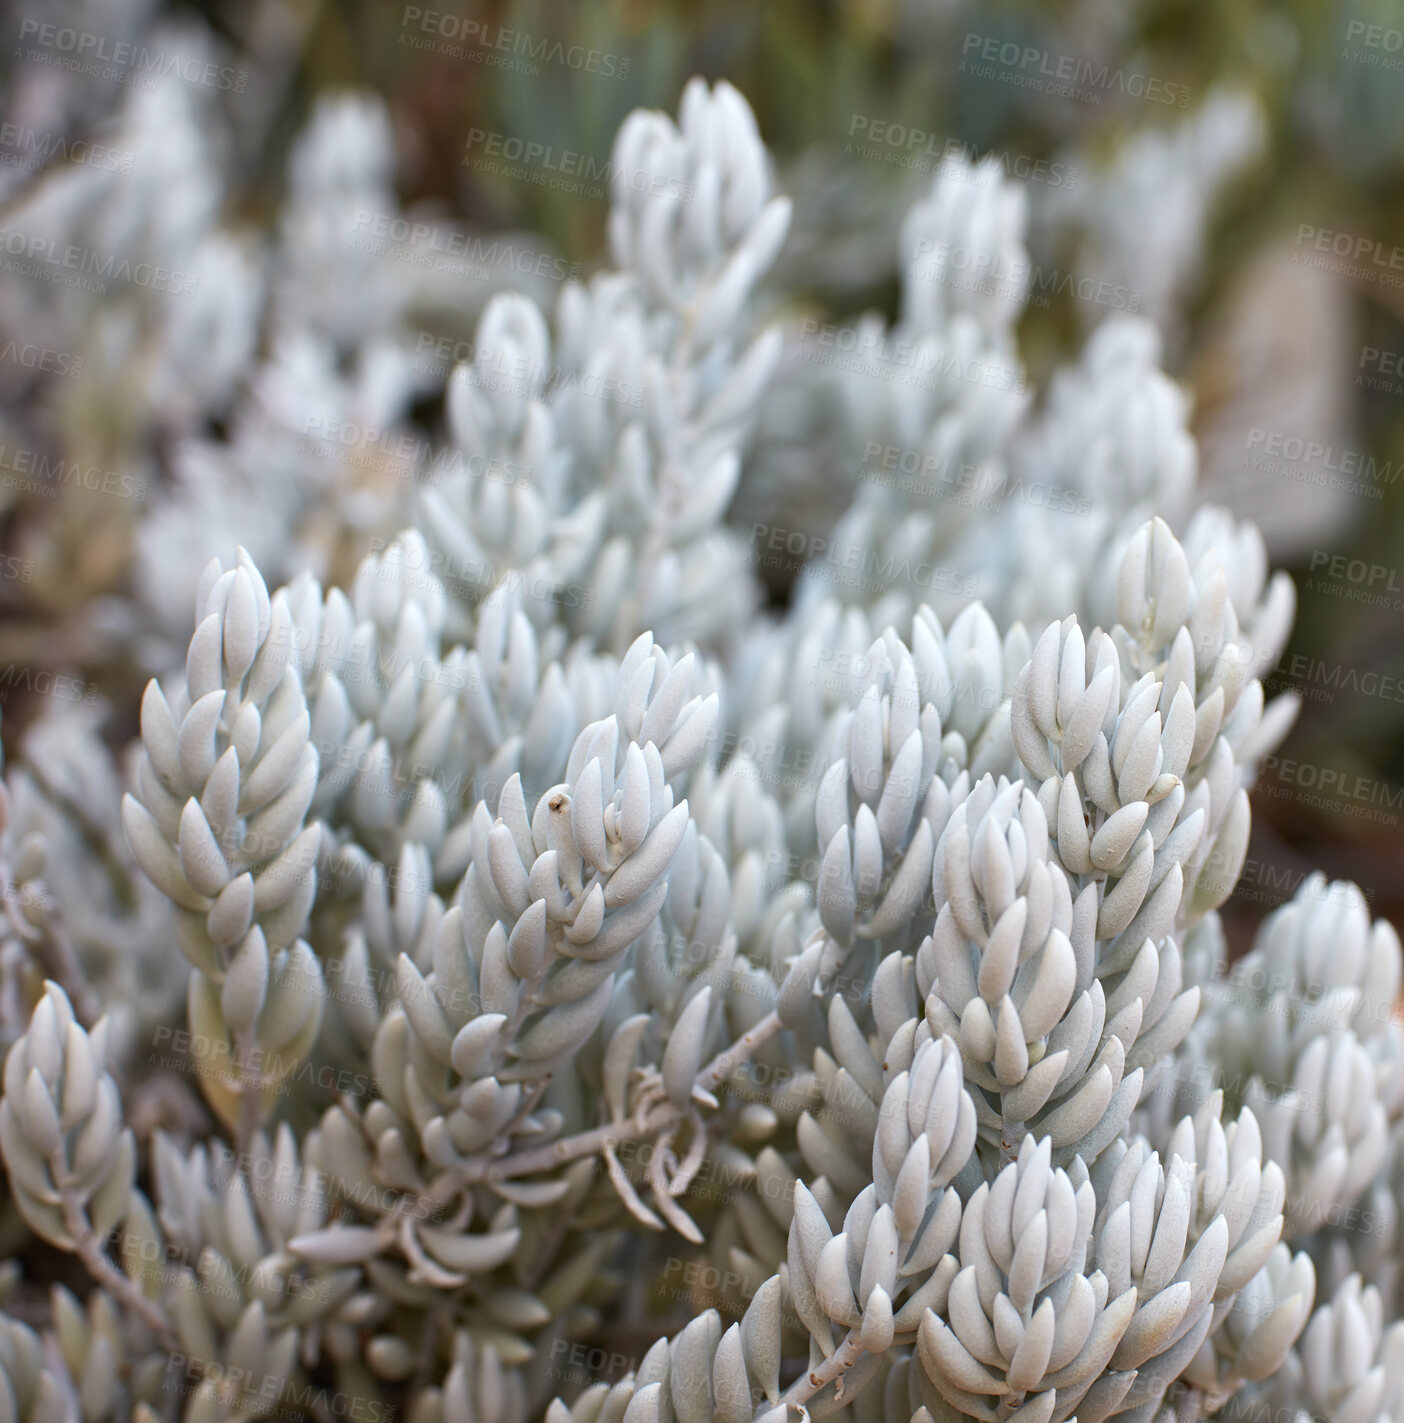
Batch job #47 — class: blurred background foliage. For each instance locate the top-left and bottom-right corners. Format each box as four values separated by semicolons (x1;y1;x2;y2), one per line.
4;0;1404;942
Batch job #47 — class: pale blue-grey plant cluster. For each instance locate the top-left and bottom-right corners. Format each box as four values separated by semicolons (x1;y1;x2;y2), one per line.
0;61;1398;1423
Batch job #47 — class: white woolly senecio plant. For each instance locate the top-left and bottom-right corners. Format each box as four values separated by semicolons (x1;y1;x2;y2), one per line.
0;74;1396;1423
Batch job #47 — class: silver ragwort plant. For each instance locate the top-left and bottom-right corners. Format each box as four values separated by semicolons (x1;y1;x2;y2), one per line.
0;73;1396;1423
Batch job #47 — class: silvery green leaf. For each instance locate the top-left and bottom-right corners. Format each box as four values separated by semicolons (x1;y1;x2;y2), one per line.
740;1276;781;1402
140;680;184;789
1013;933;1075;1042
816;760;849;855
258;939;326;1055
871;955;917;1049
252;822;320;914
853;804;884;900
622;1382;662;1423
881;728;927;848
829;997;882;1103
1110;1281;1191;1370
241;708;312;812
818;826;855;944
777;941;821;1030
511;975;614;1061
797;1111;868;1200
184;622;225;720
1063;665;1115;770
417;1222;521;1273
1089;802;1149;873
1096;847;1153;940
18;1004;55;1089
816;1232;858;1324
1039;1065;1113;1149
487;824;532;919
850;686;885;807
574;882;669;960
978;899;1024;1005
602;1015;653;1124
207;873;256;948
662;987;712;1107
702;1320;745;1423
397;954;453;1063
1117;713;1164;806
605;801;690;907
1007;1297;1056;1391
860;1205;900;1303
660;695;719;779
571;759;610;874
122;794;208;912
246;748;320;853
58;1024;97;1131
21;1069;62;1159
859;1284;895;1353
639;653;695;751
993;996;1029;1085
221;928;269;1036
85;1131;134;1238
451;1015;508;1078
1235;1292;1311;1381
505;899;548;980
918;1312;1009;1396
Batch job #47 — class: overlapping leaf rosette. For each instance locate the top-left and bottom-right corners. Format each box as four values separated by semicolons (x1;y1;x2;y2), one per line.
916;773;1197;1171
120;552;326;1133
304;637;762;1269
1192;876;1404;1242
421;79;791;658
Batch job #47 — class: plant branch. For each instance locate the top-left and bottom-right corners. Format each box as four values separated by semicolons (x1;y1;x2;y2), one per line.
235;1031;265;1164
466;1009;786;1184
778;1329;865;1409
53;1161;179;1353
36;921;102;1028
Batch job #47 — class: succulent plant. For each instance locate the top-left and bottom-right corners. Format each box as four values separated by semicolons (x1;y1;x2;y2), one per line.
0;64;1395;1423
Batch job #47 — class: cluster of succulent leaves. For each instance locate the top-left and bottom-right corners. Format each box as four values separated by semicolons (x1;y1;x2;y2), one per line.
2;74;1403;1423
